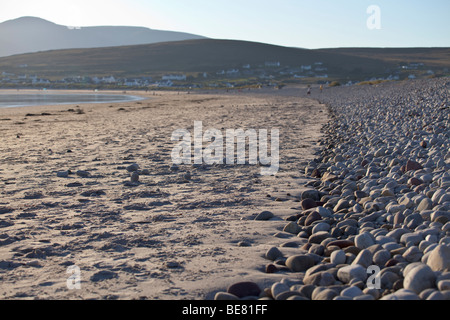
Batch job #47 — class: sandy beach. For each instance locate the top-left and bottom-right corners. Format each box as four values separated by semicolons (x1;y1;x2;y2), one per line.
0;88;328;299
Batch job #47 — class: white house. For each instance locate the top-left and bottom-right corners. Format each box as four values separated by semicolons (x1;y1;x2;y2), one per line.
265;61;281;67
102;76;116;84
162;74;186;81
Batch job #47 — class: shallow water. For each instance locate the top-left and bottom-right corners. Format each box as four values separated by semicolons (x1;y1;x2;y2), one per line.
0;93;144;108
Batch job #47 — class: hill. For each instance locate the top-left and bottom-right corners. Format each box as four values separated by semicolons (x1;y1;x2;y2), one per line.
0;16;206;57
0;39;449;84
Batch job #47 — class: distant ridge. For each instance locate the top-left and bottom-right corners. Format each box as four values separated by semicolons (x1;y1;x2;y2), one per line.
0;38;449;81
0;16;206;57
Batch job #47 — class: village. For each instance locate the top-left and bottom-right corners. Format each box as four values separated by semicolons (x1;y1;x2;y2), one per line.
0;60;441;90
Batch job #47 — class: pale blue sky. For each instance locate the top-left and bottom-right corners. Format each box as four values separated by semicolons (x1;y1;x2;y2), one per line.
1;0;449;48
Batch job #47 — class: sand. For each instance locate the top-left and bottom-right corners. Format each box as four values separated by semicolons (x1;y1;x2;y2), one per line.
0;87;327;300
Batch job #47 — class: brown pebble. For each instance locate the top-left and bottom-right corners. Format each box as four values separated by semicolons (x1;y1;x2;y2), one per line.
326;239;355;249
385;259;399;267
265;264;278;274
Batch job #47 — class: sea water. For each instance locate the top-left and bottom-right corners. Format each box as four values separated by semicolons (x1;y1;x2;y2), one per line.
0;93;144;108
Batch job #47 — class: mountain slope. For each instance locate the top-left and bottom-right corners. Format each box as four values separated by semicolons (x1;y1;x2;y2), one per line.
0;38;448;81
0;39;391;76
0;16;206;57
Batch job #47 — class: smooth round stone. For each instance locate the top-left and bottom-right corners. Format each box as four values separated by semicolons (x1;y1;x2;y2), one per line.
303;271;335;287
126;163;139;172
380;289;420;300
227;282;261;298
327;239;355;249
337;265;367;284
130;172;140;183
400;233;423;246
301;198;318;210
312;222;331;234
403;264;436;294
402;246;423;263
312;287;339;300
286;255;315;272
437;279;450;291
214;292;239;300
305;211;322;226
330;250;346;265
316;206;332;218
283;221;301;235
341;286;364;298
255;211;274;221
352;249;373;268
309;231;331;244
373;249;391;266
57;171;69;178
271;282;290;299
383;242;403;252
426;245;450;272
265;246;283;261
355;233;375;249
302;189;321;201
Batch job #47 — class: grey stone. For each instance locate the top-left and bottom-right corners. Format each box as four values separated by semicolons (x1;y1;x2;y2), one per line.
427;245;450;272
355;233;375;249
403;263;436;294
303;271;335;287
337;265;367;284
283;221;301;235
271;282;290;299
130;172;140;183
286;255;316;272
330;250;346;265
402;246;423;263
227;282;261;298
312;287;339;300
341;286;364;298
308;231;331;244
352;249;373;268
255;211;274;221
373;249;391;266
56;171;69;178
380;289;420;300
214;292;239;300
265;247;283;261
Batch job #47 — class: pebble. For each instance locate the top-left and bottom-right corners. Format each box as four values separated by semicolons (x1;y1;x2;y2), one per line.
126;163;140;172
227;282;261;298
337;265;367;284
354;232;375;249
130;172;140;183
255;211;274;221
351;249;373;268
214;292;240;300
56;171;69;178
308;231;331;244
285;255;315;272
76;170;90;178
265;247;283;261
426;245;450;272
341;286;364;298
403;264;436;294
330;249;346;265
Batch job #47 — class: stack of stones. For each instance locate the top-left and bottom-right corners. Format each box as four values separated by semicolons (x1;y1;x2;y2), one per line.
215;78;450;300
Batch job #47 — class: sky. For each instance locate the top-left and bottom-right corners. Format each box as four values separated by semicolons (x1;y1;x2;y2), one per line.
1;0;449;48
